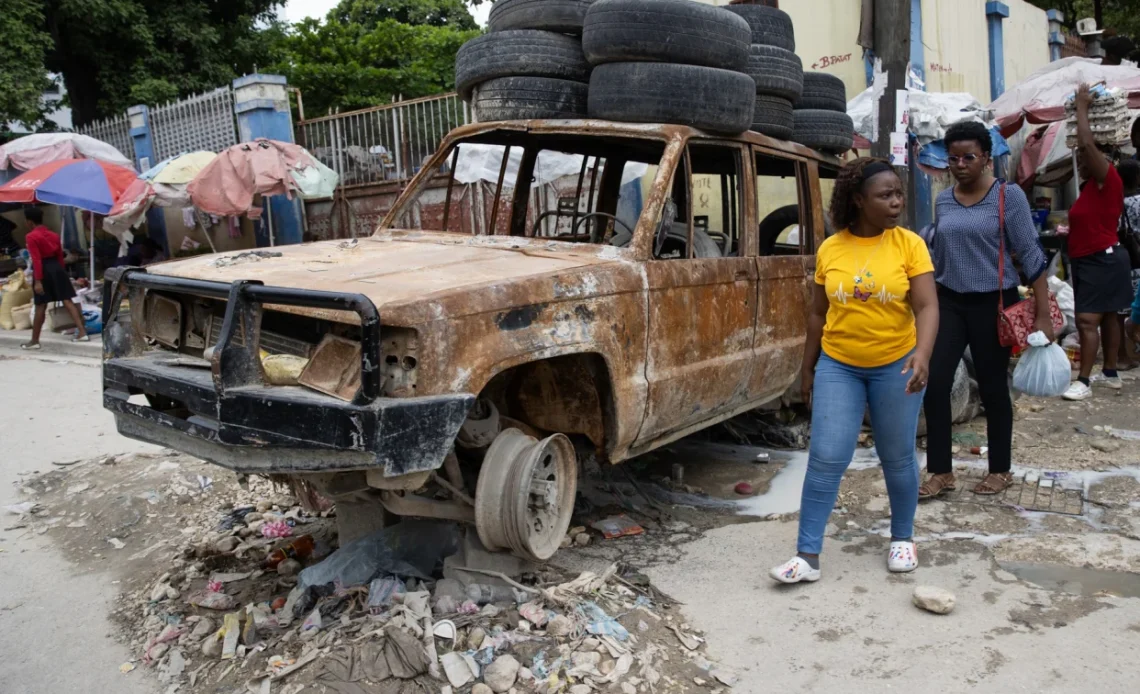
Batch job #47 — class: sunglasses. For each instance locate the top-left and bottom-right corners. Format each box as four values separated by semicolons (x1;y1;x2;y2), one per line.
948;154;987;165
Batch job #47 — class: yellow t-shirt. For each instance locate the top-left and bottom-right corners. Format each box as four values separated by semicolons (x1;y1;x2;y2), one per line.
815;227;934;368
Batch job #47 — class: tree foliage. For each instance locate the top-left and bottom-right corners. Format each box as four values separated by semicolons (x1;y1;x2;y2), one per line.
0;0;53;130
1026;0;1140;42
271;0;482;117
42;0;285;127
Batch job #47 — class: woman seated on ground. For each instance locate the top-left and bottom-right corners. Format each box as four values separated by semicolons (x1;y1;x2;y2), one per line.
769;158;938;584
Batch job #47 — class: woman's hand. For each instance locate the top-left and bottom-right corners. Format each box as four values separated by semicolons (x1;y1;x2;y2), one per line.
1034;314;1056;343
903;352;930;394
1075;83;1094;113
33;281;44;295
801;367;814;407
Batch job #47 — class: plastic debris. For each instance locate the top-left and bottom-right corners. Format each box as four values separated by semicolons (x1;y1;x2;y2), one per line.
367;576;406;613
298;520;459;590
261;519;293;539
590;516;644;539
188;590;239;611
579;601;630;640
519;601;550;627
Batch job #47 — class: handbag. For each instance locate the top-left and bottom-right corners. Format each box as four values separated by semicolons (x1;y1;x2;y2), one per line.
1119;198;1140;270
995;183;1065;352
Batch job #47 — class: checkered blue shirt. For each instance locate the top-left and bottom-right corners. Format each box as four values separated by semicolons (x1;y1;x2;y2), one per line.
928;181;1048;293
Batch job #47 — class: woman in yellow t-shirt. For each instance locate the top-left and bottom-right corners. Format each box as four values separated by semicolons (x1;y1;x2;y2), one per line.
770;158;939;584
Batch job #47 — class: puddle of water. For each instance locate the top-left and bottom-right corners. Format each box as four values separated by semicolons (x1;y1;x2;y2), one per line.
733;448;898;517
999;561;1140;599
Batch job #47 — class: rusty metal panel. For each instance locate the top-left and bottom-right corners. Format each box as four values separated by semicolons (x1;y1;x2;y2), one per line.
637;257;757;444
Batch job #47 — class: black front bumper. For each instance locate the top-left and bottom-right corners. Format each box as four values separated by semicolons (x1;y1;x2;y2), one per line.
101;268;473;476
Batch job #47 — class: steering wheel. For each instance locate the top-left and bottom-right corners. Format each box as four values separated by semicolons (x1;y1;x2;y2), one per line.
572;212;634;244
531;211;565;238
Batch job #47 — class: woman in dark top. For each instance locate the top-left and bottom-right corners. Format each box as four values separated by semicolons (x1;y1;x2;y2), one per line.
1061;84;1132;400
919;122;1054;499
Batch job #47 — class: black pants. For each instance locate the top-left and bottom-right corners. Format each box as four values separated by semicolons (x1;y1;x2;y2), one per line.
923;285;1020;475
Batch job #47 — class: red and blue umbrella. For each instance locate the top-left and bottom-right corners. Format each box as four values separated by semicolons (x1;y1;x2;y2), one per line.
0;158;139;283
0;158;138;213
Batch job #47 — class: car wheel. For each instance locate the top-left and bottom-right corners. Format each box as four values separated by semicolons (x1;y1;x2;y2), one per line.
724;4;796;51
746;45;804;103
489;0;596;35
750;95;794;140
582;0;751;70
798;73;848;112
589;62;755;134
472;76;589;121
792;109;855;154
455;30;590;101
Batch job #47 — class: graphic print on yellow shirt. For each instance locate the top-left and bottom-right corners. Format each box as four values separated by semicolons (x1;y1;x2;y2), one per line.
814;227;934;368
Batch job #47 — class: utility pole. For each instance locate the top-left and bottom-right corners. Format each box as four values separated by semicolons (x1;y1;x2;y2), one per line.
870;0;914;228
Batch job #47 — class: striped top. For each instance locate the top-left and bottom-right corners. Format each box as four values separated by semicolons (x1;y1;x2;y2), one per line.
929;181;1048;294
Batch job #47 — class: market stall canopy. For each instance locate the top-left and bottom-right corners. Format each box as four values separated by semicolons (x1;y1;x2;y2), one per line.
105;151;220;234
991;58;1140;137
0;158;138;213
0;133;134;172
186;139;338;217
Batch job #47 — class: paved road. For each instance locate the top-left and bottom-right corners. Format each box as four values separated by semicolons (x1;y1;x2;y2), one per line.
0;350;158;694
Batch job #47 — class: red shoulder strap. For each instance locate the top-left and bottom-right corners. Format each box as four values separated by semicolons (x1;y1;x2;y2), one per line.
997;182;1007;308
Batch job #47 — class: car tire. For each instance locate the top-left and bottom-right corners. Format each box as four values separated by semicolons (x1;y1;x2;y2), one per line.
724;5;795;51
455;30;590;101
792;109;855;154
488;0;596;34
751;95;794;140
798;73;848;111
746;45;804;103
589;62;756;134
472;76;589;121
582;0;750;70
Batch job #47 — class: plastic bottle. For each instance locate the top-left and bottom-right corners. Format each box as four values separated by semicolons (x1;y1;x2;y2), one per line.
264;534;315;569
465;583;523;605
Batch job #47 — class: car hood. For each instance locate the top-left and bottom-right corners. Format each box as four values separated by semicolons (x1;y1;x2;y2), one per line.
146;231;626;320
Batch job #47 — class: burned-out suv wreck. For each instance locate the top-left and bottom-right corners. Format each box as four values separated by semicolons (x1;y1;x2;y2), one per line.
102;120;839;561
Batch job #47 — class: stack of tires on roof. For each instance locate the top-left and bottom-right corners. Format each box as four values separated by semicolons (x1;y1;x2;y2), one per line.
455;0;854;152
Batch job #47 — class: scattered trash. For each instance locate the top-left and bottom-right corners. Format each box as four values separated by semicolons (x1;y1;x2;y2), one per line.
912;586;956;615
119;662;136;674
264;534;315;569
733;482;754;496
196;475;213;491
1110;429;1140;441
298;521;459;590
187;590;239;611
433;619;458;642
579;601;630;640
668;625;703;651
107;537;126;549
590;516;645;539
261;519;293;539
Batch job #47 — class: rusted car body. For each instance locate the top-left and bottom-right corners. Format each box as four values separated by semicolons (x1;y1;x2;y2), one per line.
102;119;838;559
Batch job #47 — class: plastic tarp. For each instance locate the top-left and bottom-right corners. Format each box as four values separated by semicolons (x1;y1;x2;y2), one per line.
452;143;649;189
848;89;993;147
990;58;1140;137
187;139;340;217
0;133;134;172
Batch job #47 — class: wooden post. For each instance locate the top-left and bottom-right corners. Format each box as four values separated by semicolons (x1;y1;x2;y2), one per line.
871;0;914;229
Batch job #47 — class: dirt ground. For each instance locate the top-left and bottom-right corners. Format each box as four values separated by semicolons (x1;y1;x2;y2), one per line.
3;350;1140;693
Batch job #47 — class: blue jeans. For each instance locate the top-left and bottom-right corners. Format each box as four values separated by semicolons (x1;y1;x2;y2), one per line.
797;351;924;555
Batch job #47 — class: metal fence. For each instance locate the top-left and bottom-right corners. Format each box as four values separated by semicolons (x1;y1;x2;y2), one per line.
76;113;135;164
150;87;239;163
297;93;470;188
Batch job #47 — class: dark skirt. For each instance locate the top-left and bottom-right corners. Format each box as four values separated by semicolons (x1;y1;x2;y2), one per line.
34;257;77;305
1072;246;1133;314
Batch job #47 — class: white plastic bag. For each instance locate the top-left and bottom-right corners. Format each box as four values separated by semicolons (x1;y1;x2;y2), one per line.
1012;331;1071;397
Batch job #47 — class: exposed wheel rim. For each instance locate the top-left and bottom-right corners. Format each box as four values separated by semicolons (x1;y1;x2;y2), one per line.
475;428;578;561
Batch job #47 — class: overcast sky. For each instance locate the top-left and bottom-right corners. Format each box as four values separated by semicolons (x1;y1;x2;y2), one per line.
283;0;491;25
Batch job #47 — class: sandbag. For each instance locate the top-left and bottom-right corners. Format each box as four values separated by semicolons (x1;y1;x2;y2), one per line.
11;303;32;331
0;288;33;329
262;354;310;386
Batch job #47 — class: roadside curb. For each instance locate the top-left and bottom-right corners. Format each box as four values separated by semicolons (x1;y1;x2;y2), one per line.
0;330;103;359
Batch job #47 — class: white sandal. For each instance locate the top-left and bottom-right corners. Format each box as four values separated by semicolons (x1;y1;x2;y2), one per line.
769;556;821;584
20;342;42;351
887;541;918;573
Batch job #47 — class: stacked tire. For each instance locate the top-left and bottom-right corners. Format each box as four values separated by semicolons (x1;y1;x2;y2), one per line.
455;0;596;121
792;72;855;154
583;0;756;134
725;4;802;141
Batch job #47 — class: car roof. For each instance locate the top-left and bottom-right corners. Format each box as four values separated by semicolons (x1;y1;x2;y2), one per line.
446;119;844;167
